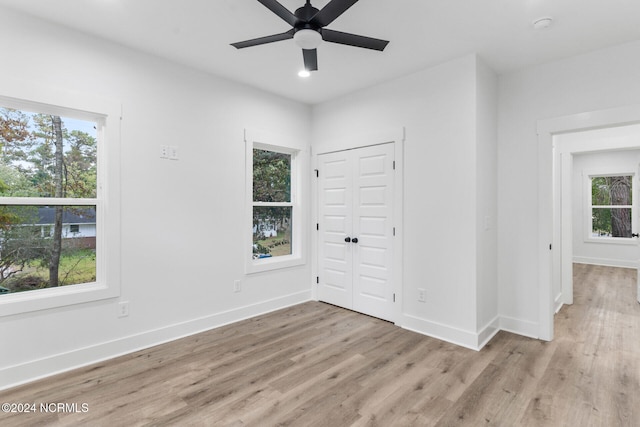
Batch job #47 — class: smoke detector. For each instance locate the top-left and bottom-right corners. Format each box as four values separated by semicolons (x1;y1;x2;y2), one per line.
533;17;553;30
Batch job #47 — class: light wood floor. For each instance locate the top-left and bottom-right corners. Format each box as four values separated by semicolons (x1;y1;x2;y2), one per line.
1;264;638;426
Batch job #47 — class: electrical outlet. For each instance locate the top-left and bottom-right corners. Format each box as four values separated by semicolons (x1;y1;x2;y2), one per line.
418;289;426;303
168;145;179;160
118;301;130;318
233;280;242;293
159;145;168;159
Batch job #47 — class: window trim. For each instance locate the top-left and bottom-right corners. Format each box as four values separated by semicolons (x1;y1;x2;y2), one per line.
0;93;121;317
245;129;305;274
584;170;636;245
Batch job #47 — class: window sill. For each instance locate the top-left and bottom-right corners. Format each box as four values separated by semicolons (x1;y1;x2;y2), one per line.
246;255;305;274
0;281;117;317
584;237;638;246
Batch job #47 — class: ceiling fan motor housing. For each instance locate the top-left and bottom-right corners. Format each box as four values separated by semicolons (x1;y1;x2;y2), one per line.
295;3;321;30
293;2;323;50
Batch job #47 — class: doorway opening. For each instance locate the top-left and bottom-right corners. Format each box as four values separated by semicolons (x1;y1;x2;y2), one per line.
557;137;640;310
538;105;640;341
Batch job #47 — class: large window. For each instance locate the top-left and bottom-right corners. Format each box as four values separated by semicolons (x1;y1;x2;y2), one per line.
0;108;97;294
0;94;119;316
245;132;304;274
590;174;633;238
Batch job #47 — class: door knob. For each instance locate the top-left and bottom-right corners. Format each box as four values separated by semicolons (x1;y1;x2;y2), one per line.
352;238;359;243
344;237;351;243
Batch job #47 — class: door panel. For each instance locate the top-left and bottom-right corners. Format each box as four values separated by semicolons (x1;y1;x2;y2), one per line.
317;153;353;308
352;144;395;320
318;143;395;321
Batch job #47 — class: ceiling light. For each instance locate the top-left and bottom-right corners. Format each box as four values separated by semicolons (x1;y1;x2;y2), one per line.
294;29;322;50
533;17;553;30
298;69;311;78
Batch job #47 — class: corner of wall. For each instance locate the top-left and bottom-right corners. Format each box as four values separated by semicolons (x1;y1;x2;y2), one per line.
498;315;539;340
474;55;499;334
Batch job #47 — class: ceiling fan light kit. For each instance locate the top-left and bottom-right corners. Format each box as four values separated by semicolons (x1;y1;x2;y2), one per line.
231;0;389;73
294;29;323;50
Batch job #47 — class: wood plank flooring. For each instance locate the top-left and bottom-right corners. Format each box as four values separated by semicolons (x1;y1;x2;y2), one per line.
1;264;638;426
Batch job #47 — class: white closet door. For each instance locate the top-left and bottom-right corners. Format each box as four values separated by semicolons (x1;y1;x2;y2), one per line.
317;151;353;309
317;143;395;322
352;143;395;320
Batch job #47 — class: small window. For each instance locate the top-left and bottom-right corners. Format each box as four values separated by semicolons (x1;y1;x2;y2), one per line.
245;131;304;274
252;149;293;259
590;175;633;238
69;224;80;233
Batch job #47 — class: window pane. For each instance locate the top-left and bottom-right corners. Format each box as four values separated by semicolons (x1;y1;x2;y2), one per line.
592;207;632;237
592;176;632;206
0;108;97;198
253;149;291;202
252;206;292;259
0;205;97;295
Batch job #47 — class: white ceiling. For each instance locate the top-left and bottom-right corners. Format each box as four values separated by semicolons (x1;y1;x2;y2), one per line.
1;0;640;104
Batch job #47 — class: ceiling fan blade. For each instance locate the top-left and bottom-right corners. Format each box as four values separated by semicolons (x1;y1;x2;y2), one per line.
303;48;318;71
310;0;359;27
322;29;389;51
231;29;294;49
257;0;299;27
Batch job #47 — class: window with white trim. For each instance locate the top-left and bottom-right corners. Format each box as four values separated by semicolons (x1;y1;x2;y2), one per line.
246;133;303;274
0;107;97;292
0;96;119;316
252;148;293;259
589;174;633;239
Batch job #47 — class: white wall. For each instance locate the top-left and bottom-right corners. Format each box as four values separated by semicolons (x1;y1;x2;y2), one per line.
571;148;640;268
498;40;640;337
312;55;499;349
0;8;312;390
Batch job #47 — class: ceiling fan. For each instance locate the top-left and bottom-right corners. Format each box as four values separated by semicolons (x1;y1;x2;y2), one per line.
231;0;389;72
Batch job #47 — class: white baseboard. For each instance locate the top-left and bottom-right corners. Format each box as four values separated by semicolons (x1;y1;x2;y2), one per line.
499;315;539;339
0;291;311;391
399;314;482;351
399;315;501;351
477;316;500;349
573;256;637;269
554;293;564;314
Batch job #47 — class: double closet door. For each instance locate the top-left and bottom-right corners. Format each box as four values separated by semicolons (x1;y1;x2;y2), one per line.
317;143;395;322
